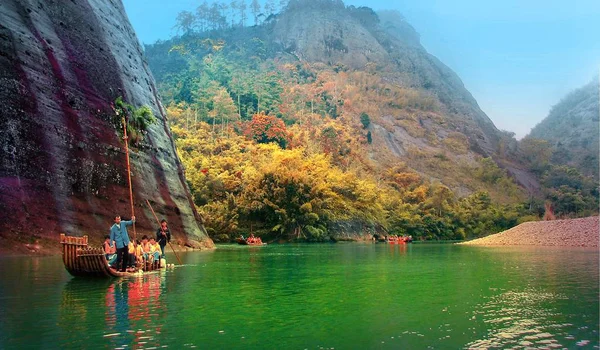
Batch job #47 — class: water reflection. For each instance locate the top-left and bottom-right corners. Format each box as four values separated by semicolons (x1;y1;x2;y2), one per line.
3;245;597;349
59;272;166;348
463;247;599;349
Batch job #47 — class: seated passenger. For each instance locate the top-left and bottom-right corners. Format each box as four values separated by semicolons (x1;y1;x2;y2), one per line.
141;235;152;261
134;239;144;265
127;240;137;270
148;237;161;262
103;235;117;265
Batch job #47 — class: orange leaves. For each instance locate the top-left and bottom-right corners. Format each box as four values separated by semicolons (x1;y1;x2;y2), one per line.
244;112;291;148
393;172;422;189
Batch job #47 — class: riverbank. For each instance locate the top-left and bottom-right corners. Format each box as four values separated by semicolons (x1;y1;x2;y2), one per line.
461;216;599;248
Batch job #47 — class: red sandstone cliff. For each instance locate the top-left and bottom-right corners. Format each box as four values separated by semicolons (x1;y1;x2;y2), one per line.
0;0;214;251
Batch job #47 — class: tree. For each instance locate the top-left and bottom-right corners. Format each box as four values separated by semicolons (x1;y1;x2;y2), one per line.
264;0;276;16
520;138;552;174
174;11;196;35
360;112;370;128
425;184;454;217
210;87;238;134
245;112;290;148
229;0;238;27
250;0;261;25
238;0;248;26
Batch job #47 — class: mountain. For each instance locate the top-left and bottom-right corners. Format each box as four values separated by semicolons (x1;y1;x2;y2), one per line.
527;78;599;179
141;0;542;242
146;0;536;197
0;0;214;252
272;2;501;155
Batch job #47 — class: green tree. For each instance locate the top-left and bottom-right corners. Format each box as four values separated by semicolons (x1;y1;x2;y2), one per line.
520;138;552;174
250;0;261;24
174;11;196;35
360;112;370;129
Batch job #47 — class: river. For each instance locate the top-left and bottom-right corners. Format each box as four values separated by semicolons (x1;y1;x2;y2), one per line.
1;243;598;349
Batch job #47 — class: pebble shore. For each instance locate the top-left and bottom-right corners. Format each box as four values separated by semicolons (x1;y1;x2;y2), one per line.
460;216;599;248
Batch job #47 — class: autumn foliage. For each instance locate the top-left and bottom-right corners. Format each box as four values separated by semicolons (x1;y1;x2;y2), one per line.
155;38;538;243
244;112;290;148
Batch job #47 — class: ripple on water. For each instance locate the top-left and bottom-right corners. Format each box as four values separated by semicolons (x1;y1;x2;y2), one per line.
464;289;572;349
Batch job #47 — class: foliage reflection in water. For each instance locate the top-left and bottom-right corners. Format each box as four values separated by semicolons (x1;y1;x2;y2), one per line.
1;243;598;349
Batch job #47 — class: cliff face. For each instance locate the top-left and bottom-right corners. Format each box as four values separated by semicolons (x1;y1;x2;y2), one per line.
273;1;500;156
0;0;214;251
527;78;599;179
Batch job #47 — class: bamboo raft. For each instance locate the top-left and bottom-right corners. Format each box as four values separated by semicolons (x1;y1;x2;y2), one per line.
60;233;160;278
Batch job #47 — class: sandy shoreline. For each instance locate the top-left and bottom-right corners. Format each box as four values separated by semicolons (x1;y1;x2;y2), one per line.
460;216;599;248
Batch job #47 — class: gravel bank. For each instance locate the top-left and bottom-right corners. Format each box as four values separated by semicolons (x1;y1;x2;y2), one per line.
461;216;599;248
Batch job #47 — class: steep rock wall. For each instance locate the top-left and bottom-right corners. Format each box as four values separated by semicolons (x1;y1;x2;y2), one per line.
0;0;214;250
273;2;501;157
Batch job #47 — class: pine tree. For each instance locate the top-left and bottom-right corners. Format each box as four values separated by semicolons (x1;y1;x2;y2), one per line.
229;0;238;27
264;0;276;16
238;0;247;26
250;0;261;25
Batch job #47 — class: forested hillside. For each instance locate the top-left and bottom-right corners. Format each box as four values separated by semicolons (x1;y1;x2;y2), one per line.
520;78;599;218
528;78;599;179
142;0;595;242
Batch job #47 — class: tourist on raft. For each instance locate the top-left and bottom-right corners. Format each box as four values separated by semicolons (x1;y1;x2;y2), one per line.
103;235;117;266
155;219;171;258
134;239;144;265
141;235;151;261
127;240;138;271
149;237;161;261
246;234;262;244
109;215;135;272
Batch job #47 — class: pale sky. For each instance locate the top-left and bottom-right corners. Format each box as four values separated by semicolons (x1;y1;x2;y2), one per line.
123;0;600;139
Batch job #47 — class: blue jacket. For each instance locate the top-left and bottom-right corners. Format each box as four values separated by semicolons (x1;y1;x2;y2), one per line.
109;220;133;249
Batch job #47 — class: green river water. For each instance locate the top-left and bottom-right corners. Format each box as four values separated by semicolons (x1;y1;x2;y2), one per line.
1;243;598;349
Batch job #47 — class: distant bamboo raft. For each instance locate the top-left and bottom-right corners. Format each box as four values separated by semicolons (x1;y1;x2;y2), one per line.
60;234;160;278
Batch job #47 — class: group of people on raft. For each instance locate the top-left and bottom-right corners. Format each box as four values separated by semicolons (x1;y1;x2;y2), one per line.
103;215;172;272
385;234;413;243
239;233;263;245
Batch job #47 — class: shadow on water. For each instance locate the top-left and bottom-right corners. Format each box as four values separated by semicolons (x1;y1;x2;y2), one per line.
58;272;167;348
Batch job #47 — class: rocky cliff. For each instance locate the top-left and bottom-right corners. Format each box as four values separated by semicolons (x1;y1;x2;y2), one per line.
273;1;501;156
0;0;214;252
527;78;599;179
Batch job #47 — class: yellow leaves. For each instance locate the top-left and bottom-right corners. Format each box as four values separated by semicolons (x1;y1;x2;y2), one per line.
168;44;189;55
200;38;226;52
393;172;422;189
406;185;428;203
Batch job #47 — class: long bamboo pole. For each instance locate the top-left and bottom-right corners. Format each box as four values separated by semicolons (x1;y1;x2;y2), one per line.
122;117;136;242
146;199;182;265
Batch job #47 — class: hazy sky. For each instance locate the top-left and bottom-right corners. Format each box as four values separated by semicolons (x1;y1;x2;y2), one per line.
123;0;600;139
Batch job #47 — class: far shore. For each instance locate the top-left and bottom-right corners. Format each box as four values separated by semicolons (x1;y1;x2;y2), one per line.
2;216;598;256
460;216;599;248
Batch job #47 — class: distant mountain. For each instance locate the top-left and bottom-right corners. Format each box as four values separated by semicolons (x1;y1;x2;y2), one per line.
527;78;599;179
272;1;501;155
146;0;537;201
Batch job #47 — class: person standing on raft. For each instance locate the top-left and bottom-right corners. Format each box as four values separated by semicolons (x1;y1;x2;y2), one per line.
110;215;135;272
156;219;171;259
